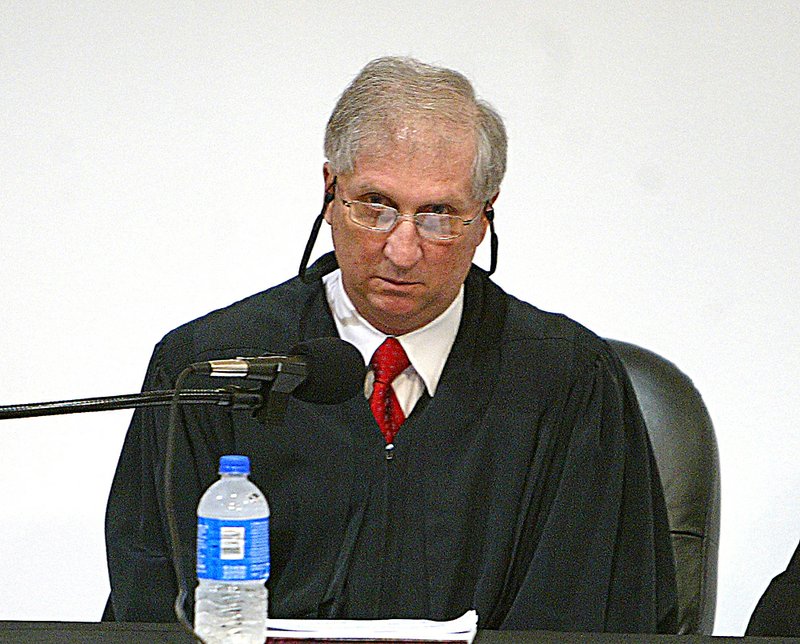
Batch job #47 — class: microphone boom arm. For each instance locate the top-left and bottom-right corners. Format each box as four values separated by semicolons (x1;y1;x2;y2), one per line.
0;386;264;421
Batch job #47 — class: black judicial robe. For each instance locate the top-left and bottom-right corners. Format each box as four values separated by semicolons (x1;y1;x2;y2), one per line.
105;253;677;632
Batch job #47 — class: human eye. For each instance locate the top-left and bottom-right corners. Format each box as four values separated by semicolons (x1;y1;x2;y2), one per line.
350;198;395;230
417;212;460;239
421;203;454;216
361;193;394;208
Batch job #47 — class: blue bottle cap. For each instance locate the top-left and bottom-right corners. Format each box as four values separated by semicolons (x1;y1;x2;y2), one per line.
219;455;250;474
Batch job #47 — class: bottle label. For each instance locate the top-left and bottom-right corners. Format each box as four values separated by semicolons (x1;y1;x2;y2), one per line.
196;516;270;581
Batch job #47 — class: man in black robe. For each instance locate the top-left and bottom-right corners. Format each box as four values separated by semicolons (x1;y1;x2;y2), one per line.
105;56;677;632
747;540;800;636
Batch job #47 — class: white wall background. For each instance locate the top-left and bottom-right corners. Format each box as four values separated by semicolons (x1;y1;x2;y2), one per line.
1;1;798;635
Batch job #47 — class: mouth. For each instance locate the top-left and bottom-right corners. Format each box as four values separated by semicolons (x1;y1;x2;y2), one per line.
377;276;420;287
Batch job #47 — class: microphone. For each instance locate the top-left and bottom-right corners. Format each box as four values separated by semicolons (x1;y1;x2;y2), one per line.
193;355;305;379
191;337;366;405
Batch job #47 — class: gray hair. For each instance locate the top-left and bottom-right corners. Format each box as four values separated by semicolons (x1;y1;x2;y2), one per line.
324;56;507;203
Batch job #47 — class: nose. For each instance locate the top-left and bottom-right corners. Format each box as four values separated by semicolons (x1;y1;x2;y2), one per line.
383;217;423;269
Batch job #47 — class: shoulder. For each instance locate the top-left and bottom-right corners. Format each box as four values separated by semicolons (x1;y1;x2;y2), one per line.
506;293;610;354
150;274;323;378
484;282;618;378
462;266;621;381
748;541;800;636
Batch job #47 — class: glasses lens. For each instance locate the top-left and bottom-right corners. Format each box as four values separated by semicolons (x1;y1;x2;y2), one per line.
347;200;467;240
350;202;396;230
417;214;461;239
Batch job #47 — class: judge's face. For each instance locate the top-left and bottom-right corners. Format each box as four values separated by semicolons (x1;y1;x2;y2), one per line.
323;128;490;336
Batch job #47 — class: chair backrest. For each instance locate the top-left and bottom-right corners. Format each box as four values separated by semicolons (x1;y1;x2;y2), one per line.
607;339;720;635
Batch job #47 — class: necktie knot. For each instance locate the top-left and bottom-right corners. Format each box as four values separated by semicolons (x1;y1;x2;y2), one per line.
371;337;410;384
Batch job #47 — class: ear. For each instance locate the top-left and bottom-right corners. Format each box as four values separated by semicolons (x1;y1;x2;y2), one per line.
474;191;499;244
322;163;336;223
323;163;334;191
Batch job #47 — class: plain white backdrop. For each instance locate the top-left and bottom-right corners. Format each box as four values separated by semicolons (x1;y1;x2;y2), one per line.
1;2;798;635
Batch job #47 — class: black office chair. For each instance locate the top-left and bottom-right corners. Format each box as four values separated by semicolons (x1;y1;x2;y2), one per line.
607;339;720;634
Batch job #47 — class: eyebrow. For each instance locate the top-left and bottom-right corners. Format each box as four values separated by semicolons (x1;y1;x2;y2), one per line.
346;183;472;211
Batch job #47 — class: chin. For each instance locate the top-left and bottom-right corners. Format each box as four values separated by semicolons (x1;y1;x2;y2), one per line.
380;298;417;318
365;304;421;333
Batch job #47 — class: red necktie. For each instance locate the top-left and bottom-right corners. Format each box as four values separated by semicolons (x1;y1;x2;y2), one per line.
369;337;410;444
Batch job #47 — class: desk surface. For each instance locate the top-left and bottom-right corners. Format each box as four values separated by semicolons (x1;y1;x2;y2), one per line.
0;622;796;644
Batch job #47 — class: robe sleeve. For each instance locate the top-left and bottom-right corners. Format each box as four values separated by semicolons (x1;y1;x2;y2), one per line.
497;342;677;633
104;335;229;622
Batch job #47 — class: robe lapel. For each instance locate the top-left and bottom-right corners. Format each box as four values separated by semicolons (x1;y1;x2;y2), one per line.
399;268;508;618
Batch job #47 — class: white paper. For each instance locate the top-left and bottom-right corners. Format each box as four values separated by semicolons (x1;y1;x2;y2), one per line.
264;609;478;641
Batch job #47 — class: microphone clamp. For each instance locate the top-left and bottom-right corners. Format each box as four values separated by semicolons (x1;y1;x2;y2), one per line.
191;356;308;381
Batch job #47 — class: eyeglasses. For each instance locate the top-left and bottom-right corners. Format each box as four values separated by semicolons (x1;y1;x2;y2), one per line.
340;198;484;241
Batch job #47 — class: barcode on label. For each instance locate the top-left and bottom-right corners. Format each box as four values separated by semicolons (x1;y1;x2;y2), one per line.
219;526;245;560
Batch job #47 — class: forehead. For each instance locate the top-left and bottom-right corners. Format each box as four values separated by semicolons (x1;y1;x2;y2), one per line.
347;125;477;203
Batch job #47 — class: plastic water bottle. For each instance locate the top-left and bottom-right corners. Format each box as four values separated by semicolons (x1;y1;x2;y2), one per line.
195;455;270;643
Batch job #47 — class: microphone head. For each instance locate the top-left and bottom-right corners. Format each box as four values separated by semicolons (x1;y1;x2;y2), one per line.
289;337;366;404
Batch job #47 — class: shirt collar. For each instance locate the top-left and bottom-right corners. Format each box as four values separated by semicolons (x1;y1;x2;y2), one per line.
323;269;463;396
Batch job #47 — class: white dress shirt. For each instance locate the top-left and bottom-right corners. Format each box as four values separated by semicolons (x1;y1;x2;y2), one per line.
323;269;463;417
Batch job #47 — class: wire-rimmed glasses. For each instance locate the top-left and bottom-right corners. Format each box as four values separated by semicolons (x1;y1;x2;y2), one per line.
340;198;484;241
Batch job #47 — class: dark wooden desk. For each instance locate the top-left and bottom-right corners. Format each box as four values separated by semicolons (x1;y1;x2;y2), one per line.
0;622;796;644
